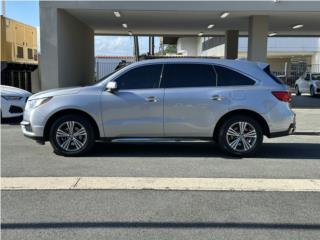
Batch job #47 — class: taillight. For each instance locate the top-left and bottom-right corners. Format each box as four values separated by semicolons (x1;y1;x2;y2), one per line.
272;91;292;102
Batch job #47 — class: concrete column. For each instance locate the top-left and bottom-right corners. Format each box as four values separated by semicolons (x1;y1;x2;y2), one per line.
224;30;239;59
149;36;155;55
177;37;199;56
133;36;140;61
248;16;268;62
40;7;94;90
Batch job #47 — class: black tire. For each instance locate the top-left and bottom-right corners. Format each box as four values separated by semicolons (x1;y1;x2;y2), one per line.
49;114;95;156
295;85;301;96
217;115;263;157
310;86;316;97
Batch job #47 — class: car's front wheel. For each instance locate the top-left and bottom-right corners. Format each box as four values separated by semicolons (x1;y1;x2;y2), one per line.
295;85;301;96
217;115;263;157
49;114;95;156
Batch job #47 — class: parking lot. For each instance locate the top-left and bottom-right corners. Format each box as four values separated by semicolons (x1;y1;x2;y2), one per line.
1;96;320;240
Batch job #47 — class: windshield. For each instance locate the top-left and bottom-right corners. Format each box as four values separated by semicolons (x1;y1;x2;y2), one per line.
311;74;320;80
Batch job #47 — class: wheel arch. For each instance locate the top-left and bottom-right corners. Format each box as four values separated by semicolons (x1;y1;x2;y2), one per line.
43;109;100;141
213;109;271;140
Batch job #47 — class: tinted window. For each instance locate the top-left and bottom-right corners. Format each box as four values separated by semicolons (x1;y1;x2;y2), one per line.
215;65;255;86
312;74;320;80
264;65;283;85
115;64;162;90
161;64;216;88
304;74;310;81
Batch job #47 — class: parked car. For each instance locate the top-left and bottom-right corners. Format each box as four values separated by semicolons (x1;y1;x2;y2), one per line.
295;72;320;97
21;59;295;157
1;85;31;118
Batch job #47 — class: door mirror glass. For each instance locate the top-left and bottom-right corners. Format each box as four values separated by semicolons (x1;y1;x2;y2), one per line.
106;81;117;92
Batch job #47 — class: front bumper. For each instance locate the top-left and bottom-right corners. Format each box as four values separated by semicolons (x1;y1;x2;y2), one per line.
21;120;45;144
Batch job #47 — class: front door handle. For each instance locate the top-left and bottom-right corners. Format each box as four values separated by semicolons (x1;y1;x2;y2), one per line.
145;96;159;102
210;95;224;101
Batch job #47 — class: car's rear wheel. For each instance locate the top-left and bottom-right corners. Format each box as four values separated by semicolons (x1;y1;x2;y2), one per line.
295;85;301;96
310;86;316;97
217;115;263;157
49;115;95;156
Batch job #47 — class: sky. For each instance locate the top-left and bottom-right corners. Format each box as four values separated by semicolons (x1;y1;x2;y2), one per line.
0;0;158;56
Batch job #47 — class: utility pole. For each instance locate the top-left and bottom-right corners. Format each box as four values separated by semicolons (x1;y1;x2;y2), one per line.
133;36;140;61
2;0;6;16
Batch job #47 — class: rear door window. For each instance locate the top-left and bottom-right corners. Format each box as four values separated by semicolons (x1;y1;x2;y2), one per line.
161;63;216;88
214;65;256;86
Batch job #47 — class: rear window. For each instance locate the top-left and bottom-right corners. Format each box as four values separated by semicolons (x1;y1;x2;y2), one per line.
264;66;284;85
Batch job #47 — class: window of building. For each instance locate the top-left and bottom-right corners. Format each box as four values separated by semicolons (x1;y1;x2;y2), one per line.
17;46;24;58
34;49;38;61
214;65;255;86
161;63;216;88
27;48;33;60
115;64;162;90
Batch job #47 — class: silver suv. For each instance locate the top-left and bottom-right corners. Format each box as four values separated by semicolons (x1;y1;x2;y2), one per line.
21;58;295;157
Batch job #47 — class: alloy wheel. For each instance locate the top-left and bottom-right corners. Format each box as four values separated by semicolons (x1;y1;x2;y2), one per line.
55;121;88;152
226;121;257;152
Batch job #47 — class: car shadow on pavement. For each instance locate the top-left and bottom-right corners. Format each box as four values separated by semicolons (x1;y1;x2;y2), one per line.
87;142;320;160
2;221;320;230
1;117;22;125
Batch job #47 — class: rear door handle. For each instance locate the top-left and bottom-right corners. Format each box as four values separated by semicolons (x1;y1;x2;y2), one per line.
145;96;159;102
210;95;224;101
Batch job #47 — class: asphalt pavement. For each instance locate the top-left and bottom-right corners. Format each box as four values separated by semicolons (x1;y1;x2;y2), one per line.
1;106;320;240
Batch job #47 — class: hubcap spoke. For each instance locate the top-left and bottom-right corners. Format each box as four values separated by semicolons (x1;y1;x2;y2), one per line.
66;121;75;134
73;127;87;137
243;130;257;138
229;137;241;150
241;138;251;151
227;128;240;137
72;137;84;150
61;137;72;150
239;122;247;134
56;129;69;138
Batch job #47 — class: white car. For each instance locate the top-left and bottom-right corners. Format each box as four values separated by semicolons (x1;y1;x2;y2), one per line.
295;72;320;97
1;85;32;118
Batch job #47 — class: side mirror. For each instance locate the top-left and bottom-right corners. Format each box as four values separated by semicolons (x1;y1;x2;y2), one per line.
106;81;117;92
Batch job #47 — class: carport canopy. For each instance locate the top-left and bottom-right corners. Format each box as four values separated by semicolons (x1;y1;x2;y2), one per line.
40;0;320;89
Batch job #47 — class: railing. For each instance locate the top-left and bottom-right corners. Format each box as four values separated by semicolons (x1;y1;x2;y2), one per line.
272;64;320;88
95;59;135;81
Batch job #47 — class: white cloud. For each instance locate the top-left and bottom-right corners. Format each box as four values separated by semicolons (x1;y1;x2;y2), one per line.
95;36;161;56
95;36;133;56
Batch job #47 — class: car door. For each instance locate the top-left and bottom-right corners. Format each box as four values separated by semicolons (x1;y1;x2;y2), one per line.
161;63;230;137
101;64;164;138
302;73;311;93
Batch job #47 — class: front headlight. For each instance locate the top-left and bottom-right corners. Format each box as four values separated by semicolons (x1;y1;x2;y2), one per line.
1;95;22;101
27;97;53;109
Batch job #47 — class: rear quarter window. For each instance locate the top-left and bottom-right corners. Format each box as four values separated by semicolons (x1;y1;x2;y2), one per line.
214;65;255;86
264;66;284;85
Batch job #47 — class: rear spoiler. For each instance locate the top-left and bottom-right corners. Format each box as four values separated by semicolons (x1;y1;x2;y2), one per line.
256;62;269;70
